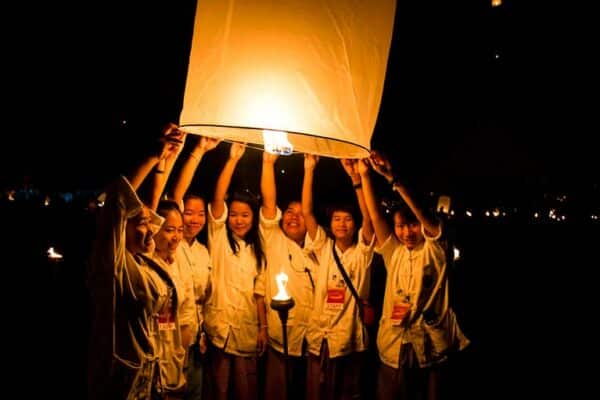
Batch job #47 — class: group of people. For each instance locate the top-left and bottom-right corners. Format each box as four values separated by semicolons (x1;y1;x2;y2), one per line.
86;122;469;400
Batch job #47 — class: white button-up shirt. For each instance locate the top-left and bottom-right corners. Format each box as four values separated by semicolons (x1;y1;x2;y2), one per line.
204;202;266;356
176;239;212;339
375;225;469;368
306;228;375;358
260;207;325;356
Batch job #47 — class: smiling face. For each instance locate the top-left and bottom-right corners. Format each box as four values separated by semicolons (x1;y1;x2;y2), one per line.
182;196;206;241
330;210;356;245
228;200;254;239
154;209;184;261
281;201;306;243
126;206;155;255
393;211;424;250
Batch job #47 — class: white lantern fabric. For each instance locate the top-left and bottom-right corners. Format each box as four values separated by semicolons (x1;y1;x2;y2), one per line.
180;0;396;159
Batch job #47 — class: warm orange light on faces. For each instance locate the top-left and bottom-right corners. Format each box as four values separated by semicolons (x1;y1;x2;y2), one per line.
393;214;423;250
330;211;356;243
183;197;206;241
282;202;306;243
228;201;254;239
155;210;184;260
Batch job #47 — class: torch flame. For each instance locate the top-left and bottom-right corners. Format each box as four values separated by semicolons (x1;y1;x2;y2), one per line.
263;130;293;156
273;272;290;300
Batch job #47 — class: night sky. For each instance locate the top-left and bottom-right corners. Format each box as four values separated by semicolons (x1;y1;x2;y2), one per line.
5;1;596;194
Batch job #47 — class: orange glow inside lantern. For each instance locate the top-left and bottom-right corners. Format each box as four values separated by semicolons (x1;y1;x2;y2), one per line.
180;0;396;158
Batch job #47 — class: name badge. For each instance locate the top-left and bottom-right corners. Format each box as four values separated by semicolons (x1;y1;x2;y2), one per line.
326;287;346;311
391;294;411;326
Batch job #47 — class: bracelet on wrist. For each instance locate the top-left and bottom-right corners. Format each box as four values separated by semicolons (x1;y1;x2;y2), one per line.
352;182;362;189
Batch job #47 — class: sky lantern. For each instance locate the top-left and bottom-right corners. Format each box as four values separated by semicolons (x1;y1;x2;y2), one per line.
180;0;396;158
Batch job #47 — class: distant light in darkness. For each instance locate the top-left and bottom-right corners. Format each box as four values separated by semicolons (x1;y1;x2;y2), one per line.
453;246;461;261
47;247;63;260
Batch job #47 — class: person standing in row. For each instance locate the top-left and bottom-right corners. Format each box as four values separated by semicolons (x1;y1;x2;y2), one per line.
170;135;221;400
86;123;185;399
148;126;200;399
259;151;325;400
151;199;193;399
203;142;268;400
358;150;470;400
303;155;376;400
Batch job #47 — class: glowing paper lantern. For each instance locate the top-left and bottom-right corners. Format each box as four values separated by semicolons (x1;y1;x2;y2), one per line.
180;0;396;158
437;195;451;214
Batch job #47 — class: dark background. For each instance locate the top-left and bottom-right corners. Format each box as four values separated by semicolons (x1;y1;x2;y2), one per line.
4;1;597;398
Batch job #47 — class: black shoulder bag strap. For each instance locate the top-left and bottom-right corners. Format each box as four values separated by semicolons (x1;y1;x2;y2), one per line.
331;242;364;321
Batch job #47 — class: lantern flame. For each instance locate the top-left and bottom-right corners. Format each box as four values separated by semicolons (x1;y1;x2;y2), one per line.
263;130;293;155
273;272;291;300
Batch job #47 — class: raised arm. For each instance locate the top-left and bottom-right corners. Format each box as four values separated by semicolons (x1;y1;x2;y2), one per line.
358;158;391;245
171;135;221;206
211;142;246;219
260;151;279;219
301;154;319;240
128;122;184;193
90;130;174;289
341;159;373;244
149;123;186;210
370;150;440;237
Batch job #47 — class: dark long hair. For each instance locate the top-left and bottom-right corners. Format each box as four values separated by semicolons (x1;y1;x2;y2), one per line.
157;199;183;219
226;190;265;271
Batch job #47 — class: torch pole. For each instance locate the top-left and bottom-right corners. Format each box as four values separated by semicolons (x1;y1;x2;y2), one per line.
270;298;295;399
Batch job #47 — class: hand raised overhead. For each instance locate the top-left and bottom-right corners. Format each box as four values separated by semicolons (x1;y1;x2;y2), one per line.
158;123;186;160
368;150;394;182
